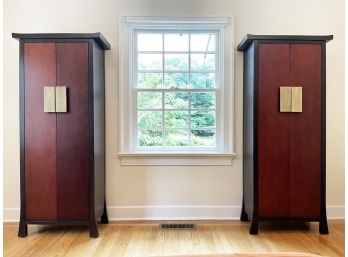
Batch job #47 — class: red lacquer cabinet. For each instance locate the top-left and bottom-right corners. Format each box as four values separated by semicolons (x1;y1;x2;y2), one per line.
237;35;333;234
12;33;111;237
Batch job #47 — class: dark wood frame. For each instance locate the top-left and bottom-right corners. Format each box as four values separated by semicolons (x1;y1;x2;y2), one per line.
12;33;111;238
238;35;333;235
237;34;333;51
12;33;111;50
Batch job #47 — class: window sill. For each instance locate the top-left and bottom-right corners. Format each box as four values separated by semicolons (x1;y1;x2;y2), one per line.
117;152;237;166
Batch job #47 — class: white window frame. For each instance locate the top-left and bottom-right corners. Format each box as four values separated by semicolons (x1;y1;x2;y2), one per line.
118;17;236;165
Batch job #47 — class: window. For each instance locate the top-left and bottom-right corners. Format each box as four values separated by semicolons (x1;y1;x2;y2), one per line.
136;32;218;150
118;17;235;165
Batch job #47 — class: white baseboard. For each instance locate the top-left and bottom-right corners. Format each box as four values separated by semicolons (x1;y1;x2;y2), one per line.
326;205;345;219
4;208;20;222
3;205;345;222
107;205;242;220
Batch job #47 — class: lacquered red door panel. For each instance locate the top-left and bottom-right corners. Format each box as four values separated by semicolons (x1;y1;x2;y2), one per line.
258;44;290;217
290;44;321;218
56;43;90;220
24;43;57;220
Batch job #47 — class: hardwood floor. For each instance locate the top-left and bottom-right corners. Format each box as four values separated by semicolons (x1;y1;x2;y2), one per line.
3;220;344;257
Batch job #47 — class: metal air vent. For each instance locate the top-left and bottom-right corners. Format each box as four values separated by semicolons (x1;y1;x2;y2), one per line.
160;223;196;229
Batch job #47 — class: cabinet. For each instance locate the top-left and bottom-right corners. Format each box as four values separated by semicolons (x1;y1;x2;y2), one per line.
237;35;333;234
12;33;111;237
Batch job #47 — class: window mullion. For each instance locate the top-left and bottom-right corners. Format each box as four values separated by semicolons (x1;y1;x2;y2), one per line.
137;51;216;54
162;33;165;147
162;91;165;147
162;33;165;88
137;88;216;92
188;91;192;148
188;34;192;149
188;33;191;88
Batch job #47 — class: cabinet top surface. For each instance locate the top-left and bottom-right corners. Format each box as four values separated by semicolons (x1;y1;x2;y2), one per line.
237;34;333;51
12;33;111;50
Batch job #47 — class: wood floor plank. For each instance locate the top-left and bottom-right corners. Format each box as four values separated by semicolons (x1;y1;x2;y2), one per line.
107;225;133;257
92;225;121;256
3;220;345;257
142;225;158;256
37;227;85;257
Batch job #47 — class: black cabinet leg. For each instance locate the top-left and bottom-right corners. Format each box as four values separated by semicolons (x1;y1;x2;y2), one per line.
240;202;249;221
100;200;108;224
249;218;258;235
89;220;99;238
319;218;329;234
18;220;28;237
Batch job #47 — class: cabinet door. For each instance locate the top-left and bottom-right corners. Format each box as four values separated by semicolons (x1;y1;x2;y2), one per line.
56;43;90;220
24;43;58;220
258;44;290;217
290;44;321;218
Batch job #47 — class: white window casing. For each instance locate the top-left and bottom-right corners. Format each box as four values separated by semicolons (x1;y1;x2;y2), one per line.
118;16;236;165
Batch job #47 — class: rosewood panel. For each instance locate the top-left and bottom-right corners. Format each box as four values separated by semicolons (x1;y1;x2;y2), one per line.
289;44;321;218
24;43;57;220
56;43;90;220
258;44;290;217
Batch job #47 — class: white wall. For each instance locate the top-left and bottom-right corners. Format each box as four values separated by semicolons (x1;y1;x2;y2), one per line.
3;0;345;220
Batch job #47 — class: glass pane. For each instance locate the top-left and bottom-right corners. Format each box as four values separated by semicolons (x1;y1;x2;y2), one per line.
164;73;189;89
137;33;162;51
191;92;215;109
191;111;215;128
138;73;163;89
137;92;162;109
164;111;189;128
191;130;215;147
138;130;163;147
191;34;216;51
191;54;215;71
164;130;189;146
190;73;215;88
164;34;189;51
137;111;162;129
165;54;188;71
164;92;189;109
138;54;162;70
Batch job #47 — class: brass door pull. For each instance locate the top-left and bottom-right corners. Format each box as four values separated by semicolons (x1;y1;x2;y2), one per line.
55;86;67;112
291;87;302;112
43;86;67;113
280;87;292;112
279;86;302;113
44;86;56;112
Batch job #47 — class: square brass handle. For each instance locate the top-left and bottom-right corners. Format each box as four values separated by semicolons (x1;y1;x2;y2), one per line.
280;87;292;112
55;86;67;112
279;86;302;113
44;86;56;112
43;86;67;113
291;87;302;112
